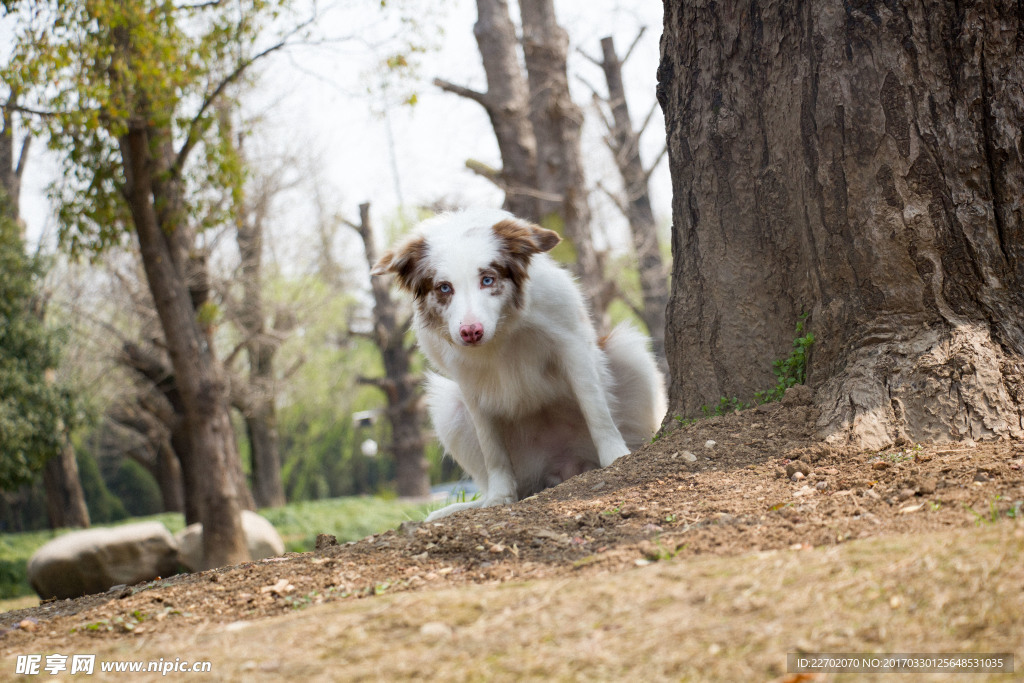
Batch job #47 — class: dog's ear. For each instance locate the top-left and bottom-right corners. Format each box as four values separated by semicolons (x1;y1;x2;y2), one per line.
492;218;561;256
370;235;430;294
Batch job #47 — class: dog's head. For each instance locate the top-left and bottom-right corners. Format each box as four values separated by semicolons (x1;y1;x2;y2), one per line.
371;208;560;347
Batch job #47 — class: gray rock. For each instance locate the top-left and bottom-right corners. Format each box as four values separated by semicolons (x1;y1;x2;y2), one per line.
28;522;179;600
175;510;285;571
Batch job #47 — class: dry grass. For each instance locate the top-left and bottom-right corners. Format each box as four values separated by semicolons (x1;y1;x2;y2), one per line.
75;523;1023;682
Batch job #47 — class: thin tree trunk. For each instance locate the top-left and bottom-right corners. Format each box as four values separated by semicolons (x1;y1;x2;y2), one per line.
519;0;610;317
42;440;90;529
120;125;248;568
0;98;30;221
154;438;185;514
245;394;285;508
435;0;540;221
596;35;668;365
353;203;430;498
659;0;1024;448
235;171;286;509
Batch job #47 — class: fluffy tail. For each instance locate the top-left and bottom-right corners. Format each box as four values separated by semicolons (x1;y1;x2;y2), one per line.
600;322;668;447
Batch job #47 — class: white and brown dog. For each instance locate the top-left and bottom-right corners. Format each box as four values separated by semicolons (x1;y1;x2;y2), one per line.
372;208;666;520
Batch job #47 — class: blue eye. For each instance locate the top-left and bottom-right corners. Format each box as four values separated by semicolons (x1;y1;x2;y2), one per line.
438;283;452;294
481;276;495;287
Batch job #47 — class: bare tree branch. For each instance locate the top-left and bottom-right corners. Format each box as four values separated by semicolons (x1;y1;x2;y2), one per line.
432;78;490;109
575;46;603;68
173;17;315;177
621;27;648;65
596;180;628;217
644;145;668;182
465;158;503;186
637;101;660;139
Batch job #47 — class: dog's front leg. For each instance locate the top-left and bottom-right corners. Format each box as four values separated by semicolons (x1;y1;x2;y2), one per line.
467;406;518;507
563;353;631;467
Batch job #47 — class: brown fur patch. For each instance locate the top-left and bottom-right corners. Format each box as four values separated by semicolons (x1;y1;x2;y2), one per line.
373;235;435;298
416;294;449;339
491;219;561;309
491;219;561;256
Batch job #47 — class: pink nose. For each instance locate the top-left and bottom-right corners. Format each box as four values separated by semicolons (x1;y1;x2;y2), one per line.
459;322;484;344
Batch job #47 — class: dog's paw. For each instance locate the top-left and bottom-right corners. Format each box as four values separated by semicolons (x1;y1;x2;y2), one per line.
481;491;516;507
598;443;631;468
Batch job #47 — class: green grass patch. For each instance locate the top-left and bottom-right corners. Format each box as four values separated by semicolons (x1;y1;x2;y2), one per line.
260;496;432;552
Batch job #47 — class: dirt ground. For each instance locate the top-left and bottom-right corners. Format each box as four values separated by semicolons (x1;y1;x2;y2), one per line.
2;391;1022;680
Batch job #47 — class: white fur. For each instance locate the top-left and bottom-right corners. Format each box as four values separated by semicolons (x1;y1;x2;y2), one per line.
373;208;667;521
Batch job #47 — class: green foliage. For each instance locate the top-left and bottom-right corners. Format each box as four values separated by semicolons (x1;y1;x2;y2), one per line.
0;527;57;599
106;458;163;518
0;205;81;490
754;313;815;404
4;0;292;258
75;449;128;525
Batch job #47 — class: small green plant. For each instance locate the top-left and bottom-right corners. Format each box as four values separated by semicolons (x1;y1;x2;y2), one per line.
450;489;480;504
601;502;624;516
664;513;677;524
701;396;748;417
882;450;913;464
929;501;942;511
643;538;684;562
964;496;1024;526
284;592;318;610
673;415;697;428
755;312;815;403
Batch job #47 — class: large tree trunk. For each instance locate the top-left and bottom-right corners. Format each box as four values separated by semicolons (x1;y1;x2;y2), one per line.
596;35;669;365
353;203;430;498
519;0;611;316
659;0;1024;449
120;126;248;569
42;440;90;529
435;0;540;221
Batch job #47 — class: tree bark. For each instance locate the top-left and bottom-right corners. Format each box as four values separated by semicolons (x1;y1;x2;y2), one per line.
42;440;90;529
120;125;248;568
122;341;202;523
435;0;540;221
235;172;286;509
519;0;611;316
0;97;30;222
596;35;669;365
353;203;430;498
659;0;1024;449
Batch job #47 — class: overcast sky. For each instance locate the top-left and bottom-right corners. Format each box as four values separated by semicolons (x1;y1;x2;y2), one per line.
18;0;669;267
